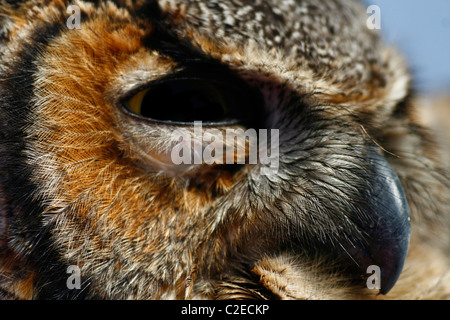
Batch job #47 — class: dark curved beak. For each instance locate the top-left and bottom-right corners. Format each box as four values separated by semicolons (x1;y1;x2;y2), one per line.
344;149;411;295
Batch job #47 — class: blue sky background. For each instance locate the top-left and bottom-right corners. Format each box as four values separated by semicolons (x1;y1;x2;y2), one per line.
363;0;450;94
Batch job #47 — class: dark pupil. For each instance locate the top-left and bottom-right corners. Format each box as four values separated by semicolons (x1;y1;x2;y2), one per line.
139;81;227;123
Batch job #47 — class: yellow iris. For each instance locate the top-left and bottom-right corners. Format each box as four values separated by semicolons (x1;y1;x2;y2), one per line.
127;88;149;115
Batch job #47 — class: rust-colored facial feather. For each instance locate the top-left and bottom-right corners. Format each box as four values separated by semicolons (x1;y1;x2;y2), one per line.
0;0;448;299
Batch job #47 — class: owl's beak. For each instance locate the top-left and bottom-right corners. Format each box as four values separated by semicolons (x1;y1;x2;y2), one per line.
344;149;411;295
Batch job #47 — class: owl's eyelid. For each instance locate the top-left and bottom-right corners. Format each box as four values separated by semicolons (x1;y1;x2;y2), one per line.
120;68;240;104
127;59;246;94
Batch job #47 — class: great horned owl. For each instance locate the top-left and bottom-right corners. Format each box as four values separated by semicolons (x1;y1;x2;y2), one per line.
0;0;448;300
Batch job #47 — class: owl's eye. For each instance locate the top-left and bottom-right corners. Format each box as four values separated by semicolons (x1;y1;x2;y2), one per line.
126;79;250;124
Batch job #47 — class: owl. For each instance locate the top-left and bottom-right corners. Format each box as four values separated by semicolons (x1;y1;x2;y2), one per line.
0;0;448;300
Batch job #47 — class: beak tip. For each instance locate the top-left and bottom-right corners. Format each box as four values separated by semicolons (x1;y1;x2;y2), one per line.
350;149;411;295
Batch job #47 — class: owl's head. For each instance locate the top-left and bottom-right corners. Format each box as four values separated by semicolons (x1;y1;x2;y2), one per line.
0;0;447;299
